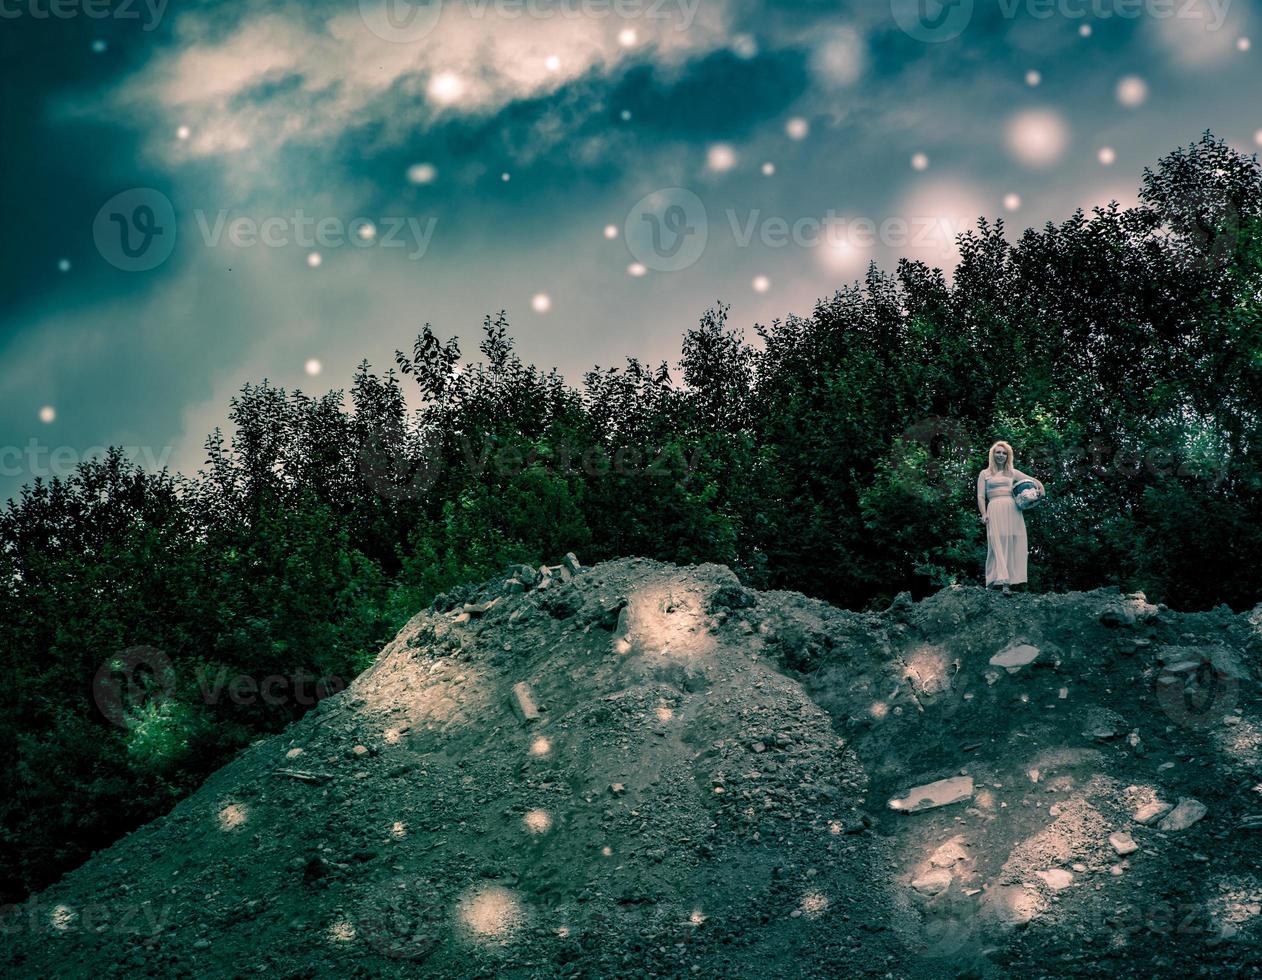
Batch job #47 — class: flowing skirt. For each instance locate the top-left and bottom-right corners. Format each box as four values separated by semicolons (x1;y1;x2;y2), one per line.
985;496;1028;586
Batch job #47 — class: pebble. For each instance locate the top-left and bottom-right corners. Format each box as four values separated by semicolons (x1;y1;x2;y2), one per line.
1109;832;1139;856
1159;798;1207;832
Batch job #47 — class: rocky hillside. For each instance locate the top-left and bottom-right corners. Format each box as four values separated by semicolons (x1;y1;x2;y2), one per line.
5;558;1261;978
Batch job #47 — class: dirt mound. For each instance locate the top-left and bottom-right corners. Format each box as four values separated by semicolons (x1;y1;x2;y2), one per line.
6;559;1262;978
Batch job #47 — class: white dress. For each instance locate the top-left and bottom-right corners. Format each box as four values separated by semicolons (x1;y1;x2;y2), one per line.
978;470;1028;586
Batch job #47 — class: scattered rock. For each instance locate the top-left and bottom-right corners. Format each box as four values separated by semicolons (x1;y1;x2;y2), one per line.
928;839;970;868
889;776;974;813
911;868;953;896
989;642;1041;674
510;682;541;723
1036;869;1074;891
1109;832;1139;856
1159;797;1207;832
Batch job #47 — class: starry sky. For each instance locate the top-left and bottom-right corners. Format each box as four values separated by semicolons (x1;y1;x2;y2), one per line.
1;0;1260;500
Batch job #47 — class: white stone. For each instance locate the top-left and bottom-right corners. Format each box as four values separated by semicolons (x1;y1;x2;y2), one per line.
1036;869;1074;891
929;839;970;867
510;682;541;723
1109;831;1139;855
990;643;1041;674
889;776;974;813
1159;798;1207;832
911;868;953;896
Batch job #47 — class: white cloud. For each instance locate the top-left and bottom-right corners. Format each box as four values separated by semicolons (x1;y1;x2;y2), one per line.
92;3;736;171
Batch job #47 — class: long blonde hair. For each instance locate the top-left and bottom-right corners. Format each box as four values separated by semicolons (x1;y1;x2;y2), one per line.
987;440;1015;476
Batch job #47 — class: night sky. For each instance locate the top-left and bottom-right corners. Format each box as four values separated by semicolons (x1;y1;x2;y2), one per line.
2;0;1259;500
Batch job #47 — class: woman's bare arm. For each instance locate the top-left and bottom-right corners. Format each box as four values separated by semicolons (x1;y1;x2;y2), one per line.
977;471;988;519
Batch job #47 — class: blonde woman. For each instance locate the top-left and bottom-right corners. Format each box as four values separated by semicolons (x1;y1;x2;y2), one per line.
977;441;1044;595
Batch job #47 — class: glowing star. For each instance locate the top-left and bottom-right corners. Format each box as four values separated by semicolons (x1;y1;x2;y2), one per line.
1098;146;1116;166
752;275;770;293
731;34;757;59
38;405;56;424
304;359;322;376
501;172;511;182
707;143;737;172
627;262;647;277
176;125;190;140
1006;109;1069;167
1115;76;1148;108
786;117;809;141
818;234;866;274
1025;70;1042;87
57;258;71;272
761;162;775;176
357;222;377;241
428;72;465;104
911;152;929;172
407;163;437;185
1003;193;1022;211
456;885;525;942
545;55;560;72
618;28;638;47
306;252;322;268
1238;37;1251;52
217;802;248;830
522;809;552;834
620;109;632;122
1079;24;1092;37
531;293;552;313
529;736;551;756
91;39;106;53
603;224;618;240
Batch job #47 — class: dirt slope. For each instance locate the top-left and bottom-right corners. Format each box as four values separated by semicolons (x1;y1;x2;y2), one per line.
5;557;1261;979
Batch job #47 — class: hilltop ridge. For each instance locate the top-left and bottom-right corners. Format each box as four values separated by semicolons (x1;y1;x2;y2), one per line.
6;558;1261;978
